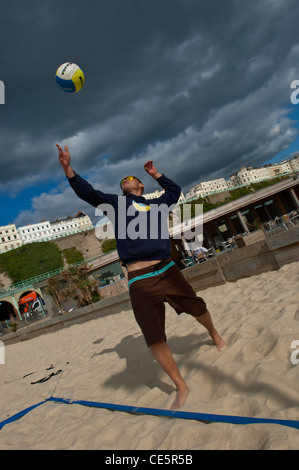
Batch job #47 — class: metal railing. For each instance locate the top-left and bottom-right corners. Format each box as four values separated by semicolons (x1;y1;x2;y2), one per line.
0;253;110;298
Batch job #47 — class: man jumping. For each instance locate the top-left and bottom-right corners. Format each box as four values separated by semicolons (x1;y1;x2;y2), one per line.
57;143;226;409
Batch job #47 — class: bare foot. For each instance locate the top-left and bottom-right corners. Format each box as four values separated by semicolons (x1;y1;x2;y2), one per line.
170;385;190;410
210;329;227;352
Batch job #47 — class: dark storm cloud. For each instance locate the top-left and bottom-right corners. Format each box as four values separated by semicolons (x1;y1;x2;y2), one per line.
1;0;299;225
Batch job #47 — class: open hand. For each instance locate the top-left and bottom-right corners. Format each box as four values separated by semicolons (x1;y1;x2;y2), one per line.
56;144;70;168
56;144;75;178
144;161;161;179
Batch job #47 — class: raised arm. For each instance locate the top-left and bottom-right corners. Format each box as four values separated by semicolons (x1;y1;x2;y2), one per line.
144;160;162;180
56;143;75;179
56;143;117;208
144;160;181;206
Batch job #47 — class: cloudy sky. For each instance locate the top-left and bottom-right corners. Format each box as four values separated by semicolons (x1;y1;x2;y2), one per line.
1;0;299;227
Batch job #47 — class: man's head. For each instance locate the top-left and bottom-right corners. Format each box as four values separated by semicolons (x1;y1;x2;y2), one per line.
120;175;144;196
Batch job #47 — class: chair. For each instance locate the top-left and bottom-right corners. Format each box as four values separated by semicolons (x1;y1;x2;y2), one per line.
218;241;233;251
263;220;280;236
280;214;294;229
227;237;237;249
196;252;207;263
206;248;214;258
274;216;286;230
289;210;299;225
182;256;195;268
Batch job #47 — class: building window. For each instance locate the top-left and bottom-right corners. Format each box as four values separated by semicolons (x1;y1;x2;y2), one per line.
91;261;125;287
216;220;232;241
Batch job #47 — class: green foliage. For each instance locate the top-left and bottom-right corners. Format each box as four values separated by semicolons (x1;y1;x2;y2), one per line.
251;176;288;190
60;264;102;307
0;242;63;284
62;247;84;265
9;322;17;332
45;276;65;311
182;197;223;216
227;186;253;201
101;238;117;253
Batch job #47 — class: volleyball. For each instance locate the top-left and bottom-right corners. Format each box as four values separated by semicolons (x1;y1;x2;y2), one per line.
55;62;85;93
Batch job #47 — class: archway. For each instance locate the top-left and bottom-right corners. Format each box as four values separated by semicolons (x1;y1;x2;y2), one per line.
18;290;44;317
0;300;17;322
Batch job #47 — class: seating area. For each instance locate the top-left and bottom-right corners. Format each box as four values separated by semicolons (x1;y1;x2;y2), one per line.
263;210;299;236
182;248;214;268
222;233;249;250
180;209;299;268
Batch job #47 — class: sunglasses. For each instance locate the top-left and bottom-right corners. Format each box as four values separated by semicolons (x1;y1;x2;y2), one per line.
120;175;137;187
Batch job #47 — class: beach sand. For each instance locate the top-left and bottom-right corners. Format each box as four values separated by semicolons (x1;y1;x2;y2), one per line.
0;261;298;450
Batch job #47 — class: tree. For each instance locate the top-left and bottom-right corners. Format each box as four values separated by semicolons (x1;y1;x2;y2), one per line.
60;264;101;308
45;276;66;312
45;263;102;311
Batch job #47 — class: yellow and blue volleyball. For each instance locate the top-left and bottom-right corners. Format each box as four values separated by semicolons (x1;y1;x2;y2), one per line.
55;62;85;93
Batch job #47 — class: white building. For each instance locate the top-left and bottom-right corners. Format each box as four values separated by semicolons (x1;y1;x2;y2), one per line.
228;161;294;187
229;166;270;186
185;155;298;201
266;161;292;178
289;155;299;172
2;212;94;252
0;224;22;252
50;212;93;239
186;178;229;199
18;221;53;245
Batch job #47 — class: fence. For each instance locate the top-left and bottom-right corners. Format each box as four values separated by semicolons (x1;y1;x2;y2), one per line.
0;253;107;297
98;278;128;299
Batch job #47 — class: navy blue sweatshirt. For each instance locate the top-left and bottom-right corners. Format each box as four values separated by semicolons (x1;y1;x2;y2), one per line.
68;173;182;265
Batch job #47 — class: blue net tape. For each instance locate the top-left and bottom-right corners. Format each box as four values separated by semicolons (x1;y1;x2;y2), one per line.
1;395;298;431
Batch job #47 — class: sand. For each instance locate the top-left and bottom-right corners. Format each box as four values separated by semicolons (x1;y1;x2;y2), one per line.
0;261;299;450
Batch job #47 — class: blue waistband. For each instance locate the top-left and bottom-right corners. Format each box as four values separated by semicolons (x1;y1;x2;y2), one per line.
128;261;175;287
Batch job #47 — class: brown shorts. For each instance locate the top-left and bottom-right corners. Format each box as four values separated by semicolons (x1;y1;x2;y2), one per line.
128;258;207;347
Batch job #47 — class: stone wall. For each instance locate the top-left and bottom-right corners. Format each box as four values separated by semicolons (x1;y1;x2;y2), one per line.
183;224;299;288
205;190;232;204
53;228;103;259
